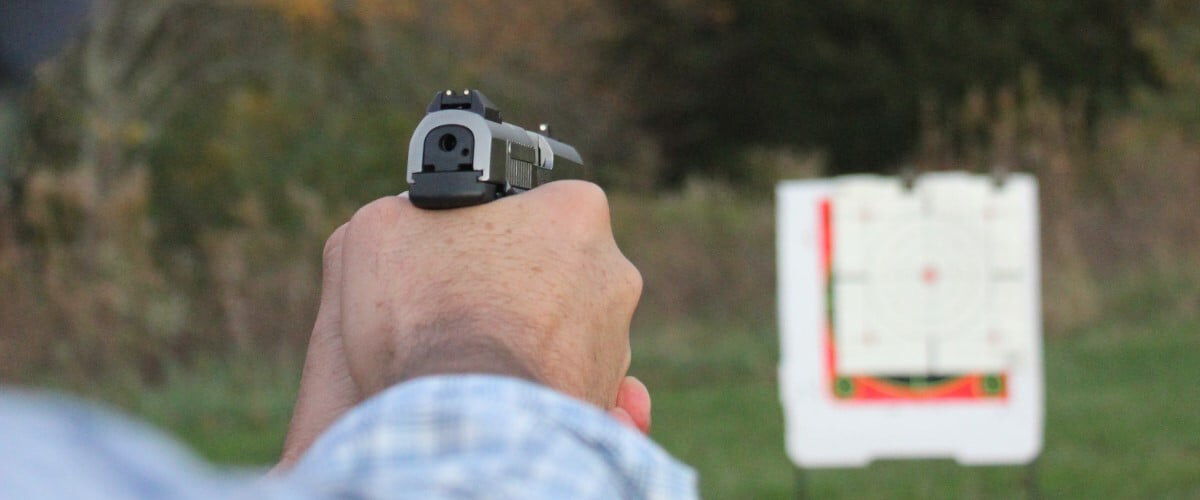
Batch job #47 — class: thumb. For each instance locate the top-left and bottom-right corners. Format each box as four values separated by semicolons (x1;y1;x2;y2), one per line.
613;376;651;434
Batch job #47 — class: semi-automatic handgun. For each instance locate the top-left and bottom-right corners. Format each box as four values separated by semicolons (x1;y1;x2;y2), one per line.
406;89;585;209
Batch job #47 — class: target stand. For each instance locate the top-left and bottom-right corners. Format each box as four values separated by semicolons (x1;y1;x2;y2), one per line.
777;173;1043;477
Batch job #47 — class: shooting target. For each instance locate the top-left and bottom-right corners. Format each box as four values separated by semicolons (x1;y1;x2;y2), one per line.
778;173;1043;467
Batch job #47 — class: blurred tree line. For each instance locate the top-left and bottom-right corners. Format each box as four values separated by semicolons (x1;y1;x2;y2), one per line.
0;0;1197;383
612;0;1160;181
0;0;1177;208
4;0;1170;198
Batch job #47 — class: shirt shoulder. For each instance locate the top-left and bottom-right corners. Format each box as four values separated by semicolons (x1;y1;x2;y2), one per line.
291;375;698;499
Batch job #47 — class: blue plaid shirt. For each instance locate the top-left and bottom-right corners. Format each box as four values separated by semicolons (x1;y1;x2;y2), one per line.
0;376;696;499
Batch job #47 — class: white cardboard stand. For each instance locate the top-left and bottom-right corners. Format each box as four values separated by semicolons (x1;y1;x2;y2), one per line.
777;173;1043;468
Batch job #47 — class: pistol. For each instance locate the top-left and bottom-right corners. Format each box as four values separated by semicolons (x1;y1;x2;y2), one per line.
406;89;586;209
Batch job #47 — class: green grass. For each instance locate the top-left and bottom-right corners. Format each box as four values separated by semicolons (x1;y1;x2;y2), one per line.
79;285;1199;498
96;355;299;466
646;311;1200;498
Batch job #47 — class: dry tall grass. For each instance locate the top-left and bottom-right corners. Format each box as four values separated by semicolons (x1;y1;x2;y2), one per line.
4;87;1199;386
0;167;339;385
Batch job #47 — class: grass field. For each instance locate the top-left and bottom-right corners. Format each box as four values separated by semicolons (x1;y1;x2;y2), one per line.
645;311;1200;498
84;277;1199;499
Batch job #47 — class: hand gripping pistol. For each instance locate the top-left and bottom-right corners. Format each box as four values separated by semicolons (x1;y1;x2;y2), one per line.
406;89;586;209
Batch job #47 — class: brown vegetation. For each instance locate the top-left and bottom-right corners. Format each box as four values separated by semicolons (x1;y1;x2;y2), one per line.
1;0;1198;390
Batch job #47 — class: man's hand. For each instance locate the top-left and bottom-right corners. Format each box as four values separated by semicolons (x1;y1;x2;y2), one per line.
340;181;641;406
278;181;648;469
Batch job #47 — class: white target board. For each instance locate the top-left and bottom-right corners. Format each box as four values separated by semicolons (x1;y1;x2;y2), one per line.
777;172;1043;468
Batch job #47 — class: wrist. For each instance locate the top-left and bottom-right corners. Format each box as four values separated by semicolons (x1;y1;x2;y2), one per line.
392;327;539;387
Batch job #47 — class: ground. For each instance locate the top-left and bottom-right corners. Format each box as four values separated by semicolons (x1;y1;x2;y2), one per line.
96;286;1199;499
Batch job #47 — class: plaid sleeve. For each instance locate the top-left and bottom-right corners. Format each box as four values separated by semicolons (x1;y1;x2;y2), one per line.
0;389;301;500
288;375;698;500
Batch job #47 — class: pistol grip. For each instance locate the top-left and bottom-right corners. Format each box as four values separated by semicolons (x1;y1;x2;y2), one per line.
409;171;499;209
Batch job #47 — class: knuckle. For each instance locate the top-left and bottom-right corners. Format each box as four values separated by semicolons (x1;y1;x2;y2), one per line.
350;196;404;231
322;223;348;261
530;181;614;242
629;264;644;296
625;260;644;299
566;183;613;236
543;180;610;218
571;181;611;216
